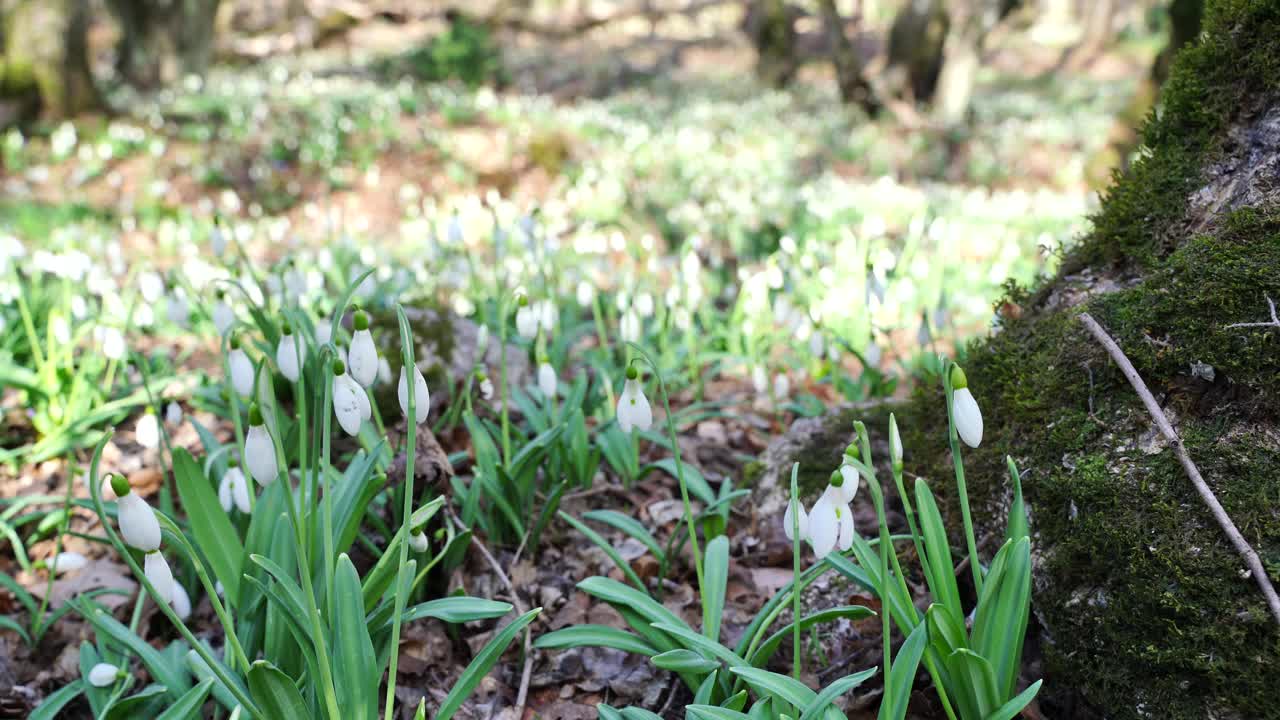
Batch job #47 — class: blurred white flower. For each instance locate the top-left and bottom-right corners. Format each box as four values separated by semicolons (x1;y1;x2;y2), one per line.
951;366;983;448
479;374;494;401
218;465;252;513
616;371;652;432
783;497;808;543
87;663;120;688
576;280;594;307
139;272;164;304
538;362;557;398
515;298;538;339
228;340;254;398
113;476;160;552
619;309;641;343
635;292;655;318
348;311;378;388
49;551;87;574
172;582;192;620
144;551;175;605
212;296;235;335
136;410;160;450
276;327;301;382
244;407;278;486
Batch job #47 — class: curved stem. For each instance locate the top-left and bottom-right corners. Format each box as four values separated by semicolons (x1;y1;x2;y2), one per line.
944;363;983;596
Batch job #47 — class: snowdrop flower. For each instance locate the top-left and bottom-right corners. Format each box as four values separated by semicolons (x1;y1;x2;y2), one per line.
228;336;254;398
476;324;490;355
283;263;306;298
619;308;641;343
165;401;183;425
950;365;983;448
332;360;369;436
348;310;378;387
101;326;125;360
166;291;189;328
135;409;160;450
635;292;655;318
576;280;594;307
139;271;164;304
783;497;808;542
916;314;932;347
409;527;430;552
515;295;538;339
398;364;430;425
211;291;235;335
616;366;652;432
315;317;333;347
752;365;768;395
835;463;860;504
210;225;227;257
538;361;557;398
276;323;301;382
49;551;87;574
863;344;881;369
889;414;903;471
478;371;494;401
87;663;121;688
111;474;160;552
377;357;392;385
808;330;825;358
447;214;463;244
172;582;192;620
218;463;252;514
244;404;278;486
808;480;856;557
144;551;175;605
772;373;790;403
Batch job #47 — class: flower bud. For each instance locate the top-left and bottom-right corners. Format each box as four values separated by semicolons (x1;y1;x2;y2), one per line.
144;551;174;605
87;663;121;688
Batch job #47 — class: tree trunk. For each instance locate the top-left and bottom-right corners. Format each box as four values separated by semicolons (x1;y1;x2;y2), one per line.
745;0;798;88
885;0;949;104
0;0;99;124
817;0;879;115
109;0;222;90
753;3;1280;716
932;0;996;124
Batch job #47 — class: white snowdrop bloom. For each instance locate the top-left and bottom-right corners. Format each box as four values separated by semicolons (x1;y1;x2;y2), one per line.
616;371;652;432
212;296;234;336
218;466;252;514
134;304;155;328
49;315;70;345
112;476;161;552
808;331;825;358
479;375;494;401
537;299;557;333
673;307;692;331
165;401;183;426
635;292;655;318
87;663;120;688
836;465;860;504
409;529;430;553
398;365;430;425
244;407;278;486
135;410;160;449
315;319;333;347
228;339;254;398
70;295;87;320
347;311;378;388
951;366;983;448
916;315;932;347
515;298;538;339
210;226;227;257
807;495;839;558
276;327;301;382
538;362;557;398
447;214;463;244
783;498;809;543
476;324;490;355
166;292;189;328
332;366;365;437
144;551;174;605
863;344;882;369
283;265;306;298
772;373;790;403
576;280;594;307
49;551;87;574
619;309;641;343
172;582;192;620
98;326;124;360
139;272;164;303
377;356;392;385
752;366;768;395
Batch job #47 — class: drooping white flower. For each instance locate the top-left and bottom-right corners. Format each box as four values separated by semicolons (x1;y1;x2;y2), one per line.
218;465;252;513
165;401;183;425
783;498;809;542
244;406;278;486
332;364;365;437
807;495;839;558
863;343;881;369
210;226;227;257
228;338;254;398
101;326;125;360
139;271;164;304
538;362;557;398
808;331;825;358
377;356;392;385
619;309;641;343
315;318;333;347
409;529;430;552
135;410;160;450
112;475;160;552
276;326;301;382
576;280;594;307
166;291;189;328
87;663;120;687
515;297;538;339
476;324;490;355
752;366;768;395
49;551;87;574
835;501;856;552
172;582;192;620
950;365;983;448
537;299;557;334
348;310;378;387
144;551;175;605
835;465;859;504
772;373;790;403
398;364;430;425
478;373;494;401
635;292;655;318
616;370;652;433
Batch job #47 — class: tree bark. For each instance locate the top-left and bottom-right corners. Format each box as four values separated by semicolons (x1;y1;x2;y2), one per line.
885;0;949;103
817;0;879;115
932;0;996;125
108;0;222;90
746;0;799;88
0;0;99;123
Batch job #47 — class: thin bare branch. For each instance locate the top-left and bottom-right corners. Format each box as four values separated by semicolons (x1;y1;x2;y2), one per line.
1224;295;1280;329
1078;312;1280;627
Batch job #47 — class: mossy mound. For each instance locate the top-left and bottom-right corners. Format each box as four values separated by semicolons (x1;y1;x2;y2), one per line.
757;2;1280;717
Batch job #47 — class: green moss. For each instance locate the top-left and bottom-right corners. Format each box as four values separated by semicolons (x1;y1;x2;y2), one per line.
368;304;457;409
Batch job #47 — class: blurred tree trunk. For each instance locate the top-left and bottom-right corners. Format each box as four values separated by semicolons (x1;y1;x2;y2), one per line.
746;0;798;87
1086;0;1203;186
0;0;99;124
932;0;1000;124
885;0;949;103
817;0;879;115
108;0;222;89
1059;0;1118;70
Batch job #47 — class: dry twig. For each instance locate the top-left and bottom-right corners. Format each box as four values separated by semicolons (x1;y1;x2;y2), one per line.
1078;312;1280;626
1224;295;1280;329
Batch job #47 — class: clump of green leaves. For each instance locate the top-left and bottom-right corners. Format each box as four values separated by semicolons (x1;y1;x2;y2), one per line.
390;14;505;88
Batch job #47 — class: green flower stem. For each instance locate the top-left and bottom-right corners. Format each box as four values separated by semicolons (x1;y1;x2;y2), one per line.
320;355;337;612
944;363;983;596
132;350;175;517
591;293;617;411
789;464;801;681
499;295;512;468
383;306;419;720
85;437;263;719
33;461;76;640
625;343;703;589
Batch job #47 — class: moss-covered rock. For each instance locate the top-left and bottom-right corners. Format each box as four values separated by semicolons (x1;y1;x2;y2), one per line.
754;2;1280;717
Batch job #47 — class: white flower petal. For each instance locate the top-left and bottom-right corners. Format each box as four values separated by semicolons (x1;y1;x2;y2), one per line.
172;582;192;620
244;425;278;486
953;387;983;448
50;551;87;574
538;363;557;398
213;302;234;335
333;374;363;436
87;663;119;687
837;466;859;503
837;504;856;551
409;531;430;552
617;378;652;432
398;366;431;424
808;499;839;558
135;413;159;450
118;493;161;552
349;329;378;387
516;306;538;339
144;551;174;605
276;335;300;382
783;499;809;542
229;349;254;398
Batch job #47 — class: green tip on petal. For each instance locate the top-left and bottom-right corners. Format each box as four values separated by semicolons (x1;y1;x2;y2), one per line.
281;321;292;335
475;370;487;381
844;442;859;459
353;310;369;331
331;358;346;375
109;473;130;497
829;469;843;487
229;335;241;350
625;365;638;380
517;294;529;307
248;403;263;426
950;364;969;390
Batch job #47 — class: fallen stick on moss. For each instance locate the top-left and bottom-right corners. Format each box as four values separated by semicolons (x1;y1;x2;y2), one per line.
1224;294;1280;329
1079;312;1280;627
